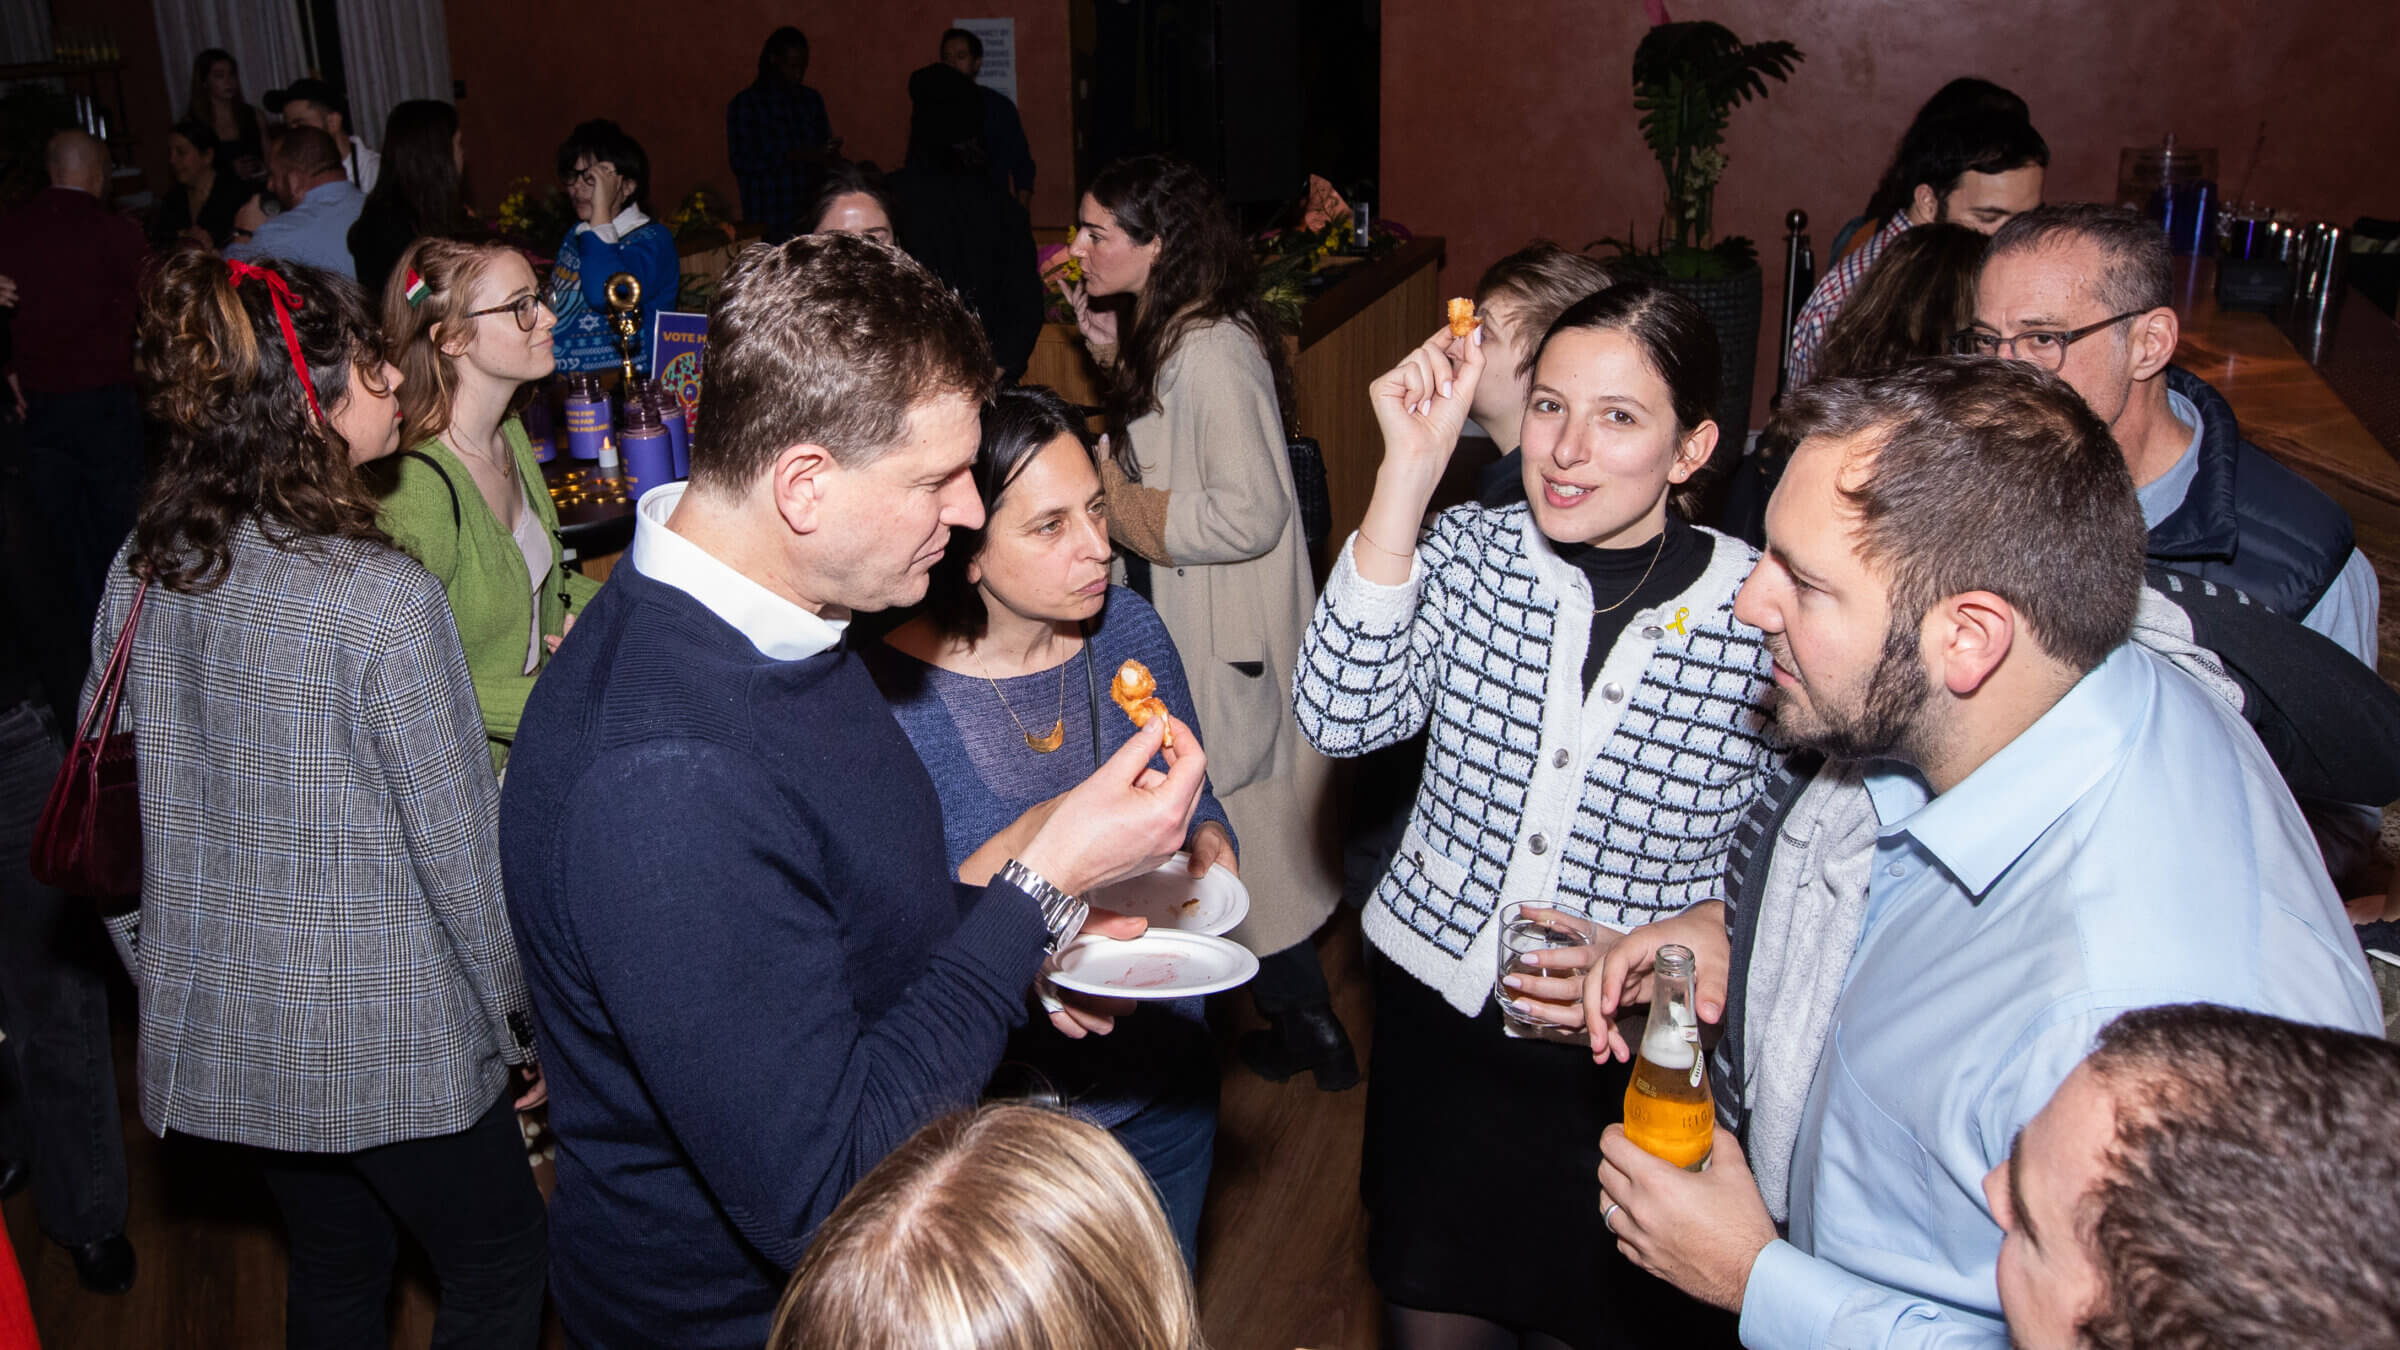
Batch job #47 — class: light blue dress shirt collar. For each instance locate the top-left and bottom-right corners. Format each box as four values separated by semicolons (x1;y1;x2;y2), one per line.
2132;388;2204;529
629;481;846;661
1863;647;2144;897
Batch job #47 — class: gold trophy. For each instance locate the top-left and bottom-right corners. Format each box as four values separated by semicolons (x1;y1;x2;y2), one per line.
604;272;643;387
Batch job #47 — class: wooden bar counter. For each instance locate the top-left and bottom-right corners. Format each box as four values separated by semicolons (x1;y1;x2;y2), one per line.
1025;236;1448;570
2171;258;2400;507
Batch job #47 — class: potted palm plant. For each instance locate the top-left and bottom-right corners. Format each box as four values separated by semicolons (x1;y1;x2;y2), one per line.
1593;20;1801;446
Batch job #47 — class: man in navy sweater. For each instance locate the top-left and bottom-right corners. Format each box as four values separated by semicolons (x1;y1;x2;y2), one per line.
500;234;1208;1349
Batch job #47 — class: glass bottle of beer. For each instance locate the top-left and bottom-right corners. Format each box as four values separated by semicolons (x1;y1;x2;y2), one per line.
1622;943;1714;1171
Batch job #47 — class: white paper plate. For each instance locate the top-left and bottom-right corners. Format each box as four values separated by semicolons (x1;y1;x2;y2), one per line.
1088;854;1250;935
1046;930;1260;999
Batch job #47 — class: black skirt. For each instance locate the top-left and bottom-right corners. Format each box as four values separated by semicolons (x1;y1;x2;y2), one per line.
1360;951;1739;1350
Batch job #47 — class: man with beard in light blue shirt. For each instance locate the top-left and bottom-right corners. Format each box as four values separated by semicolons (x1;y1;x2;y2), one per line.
1571;359;2378;1350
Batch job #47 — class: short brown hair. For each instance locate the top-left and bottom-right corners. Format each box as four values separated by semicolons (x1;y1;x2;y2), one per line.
382;236;509;451
1474;241;1614;380
133;244;389;591
770;1104;1203;1350
1985;203;2172;317
2078;1004;2400;1350
1777;357;2145;672
690;233;996;491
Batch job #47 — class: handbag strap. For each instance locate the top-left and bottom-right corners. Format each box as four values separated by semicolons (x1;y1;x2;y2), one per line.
73;576;151;748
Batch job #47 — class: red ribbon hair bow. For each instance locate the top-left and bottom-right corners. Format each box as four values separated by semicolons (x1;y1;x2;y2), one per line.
224;258;327;427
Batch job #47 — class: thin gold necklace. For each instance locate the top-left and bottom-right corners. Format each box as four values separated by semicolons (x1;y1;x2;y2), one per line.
1591;528;1669;615
973;646;1069;753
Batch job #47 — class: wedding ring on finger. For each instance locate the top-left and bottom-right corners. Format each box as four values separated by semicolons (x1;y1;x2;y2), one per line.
1601;1200;1623;1234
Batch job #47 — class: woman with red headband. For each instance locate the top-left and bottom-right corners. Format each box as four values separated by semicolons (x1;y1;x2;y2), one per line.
83;246;548;1345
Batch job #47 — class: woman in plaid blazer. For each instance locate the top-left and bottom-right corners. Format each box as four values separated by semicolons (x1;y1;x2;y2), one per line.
85;247;546;1347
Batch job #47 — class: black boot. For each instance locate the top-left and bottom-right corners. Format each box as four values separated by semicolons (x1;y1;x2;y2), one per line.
66;1233;135;1294
1239;1004;1360;1091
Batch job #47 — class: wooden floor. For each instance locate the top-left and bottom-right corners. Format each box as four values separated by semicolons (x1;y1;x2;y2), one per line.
5;913;1385;1350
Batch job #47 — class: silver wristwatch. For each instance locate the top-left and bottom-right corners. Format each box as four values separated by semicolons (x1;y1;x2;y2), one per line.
999;859;1089;955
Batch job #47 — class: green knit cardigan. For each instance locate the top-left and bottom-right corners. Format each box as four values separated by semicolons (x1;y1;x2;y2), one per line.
377;417;604;770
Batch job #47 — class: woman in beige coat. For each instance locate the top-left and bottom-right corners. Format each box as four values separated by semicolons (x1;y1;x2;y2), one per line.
1066;154;1354;1089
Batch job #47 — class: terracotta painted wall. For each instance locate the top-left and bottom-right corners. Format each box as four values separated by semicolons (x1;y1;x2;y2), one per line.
446;0;1073;228
1382;0;2400;430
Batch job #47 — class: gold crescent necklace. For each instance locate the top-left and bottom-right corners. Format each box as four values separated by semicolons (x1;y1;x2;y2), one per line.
974;649;1069;753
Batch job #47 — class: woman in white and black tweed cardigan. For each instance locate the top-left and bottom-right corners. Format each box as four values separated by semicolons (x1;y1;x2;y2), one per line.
1294;280;1776;1350
86;249;546;1344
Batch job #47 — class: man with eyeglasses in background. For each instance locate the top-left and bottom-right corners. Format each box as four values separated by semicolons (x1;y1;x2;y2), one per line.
1967;204;2374;665
1969;202;2384;890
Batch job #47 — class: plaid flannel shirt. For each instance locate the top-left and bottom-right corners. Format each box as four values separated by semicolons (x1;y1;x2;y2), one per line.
726;79;831;241
1784;213;1913;387
84;523;532;1154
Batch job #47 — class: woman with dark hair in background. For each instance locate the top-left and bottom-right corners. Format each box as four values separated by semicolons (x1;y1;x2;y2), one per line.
807;165;898;246
547;118;679;375
152;119;249;249
184;48;265;184
1717;221;1990;545
1065;153;1354;1089
93;245;547;1345
886;63;1042;381
1297;279;1774;1349
867;386;1230;1265
348;99;471;300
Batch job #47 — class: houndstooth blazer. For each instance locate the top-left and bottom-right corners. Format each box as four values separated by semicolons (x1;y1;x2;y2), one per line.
83;522;533;1154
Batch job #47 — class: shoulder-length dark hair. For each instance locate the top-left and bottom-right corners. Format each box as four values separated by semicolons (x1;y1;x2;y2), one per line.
1814;222;1988;383
556;118;651;210
1085;154;1293;476
363;99;467;238
923;386;1098;641
132;245;390;592
1530;278;1721;521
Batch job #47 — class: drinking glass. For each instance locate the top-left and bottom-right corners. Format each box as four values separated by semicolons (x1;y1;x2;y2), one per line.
1495;901;1598;1032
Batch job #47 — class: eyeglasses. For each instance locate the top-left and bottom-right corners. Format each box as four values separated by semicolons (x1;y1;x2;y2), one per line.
465;295;547;332
1950;310;2149;369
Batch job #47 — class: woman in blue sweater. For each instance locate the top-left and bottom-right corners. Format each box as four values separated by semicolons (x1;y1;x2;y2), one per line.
866;387;1232;1268
547;119;680;374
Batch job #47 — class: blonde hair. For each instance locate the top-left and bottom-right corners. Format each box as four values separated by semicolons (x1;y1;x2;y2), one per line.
770;1104;1205;1350
383;235;511;451
1474;240;1616;381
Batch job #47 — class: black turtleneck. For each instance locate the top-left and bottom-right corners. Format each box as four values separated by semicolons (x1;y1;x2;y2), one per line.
1549;514;1713;695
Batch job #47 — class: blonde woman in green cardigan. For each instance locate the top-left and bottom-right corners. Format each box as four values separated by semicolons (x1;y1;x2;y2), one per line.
376;236;600;771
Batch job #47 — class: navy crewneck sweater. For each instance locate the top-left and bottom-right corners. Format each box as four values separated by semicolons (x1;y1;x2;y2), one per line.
500;560;1052;1350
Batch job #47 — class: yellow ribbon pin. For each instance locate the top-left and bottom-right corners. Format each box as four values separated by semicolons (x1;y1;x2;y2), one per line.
1666;606;1689;636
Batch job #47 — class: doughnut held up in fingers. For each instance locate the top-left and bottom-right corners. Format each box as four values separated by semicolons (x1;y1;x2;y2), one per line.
1110;660;1174;749
1447;297;1480;338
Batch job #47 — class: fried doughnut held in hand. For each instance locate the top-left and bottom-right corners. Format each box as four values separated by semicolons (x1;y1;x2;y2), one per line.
1110;660;1174;749
1447;297;1480;338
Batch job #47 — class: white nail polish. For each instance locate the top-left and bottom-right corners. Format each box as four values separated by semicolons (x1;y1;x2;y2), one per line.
1441;380;1454;399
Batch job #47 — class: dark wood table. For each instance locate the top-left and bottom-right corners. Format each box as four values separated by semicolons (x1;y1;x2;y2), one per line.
541;457;637;574
2171;258;2400;508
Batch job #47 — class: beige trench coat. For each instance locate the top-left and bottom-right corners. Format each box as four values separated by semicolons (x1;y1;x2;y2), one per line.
1105;320;1340;957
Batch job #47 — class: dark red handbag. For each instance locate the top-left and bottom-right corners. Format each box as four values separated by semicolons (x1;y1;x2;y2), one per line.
31;578;149;907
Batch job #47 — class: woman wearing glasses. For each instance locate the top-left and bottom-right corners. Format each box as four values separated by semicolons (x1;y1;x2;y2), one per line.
549;119;680;375
377;237;600;772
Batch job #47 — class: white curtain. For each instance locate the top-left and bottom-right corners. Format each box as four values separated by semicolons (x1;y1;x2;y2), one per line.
152;0;309;121
0;0;50;66
332;0;451;151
